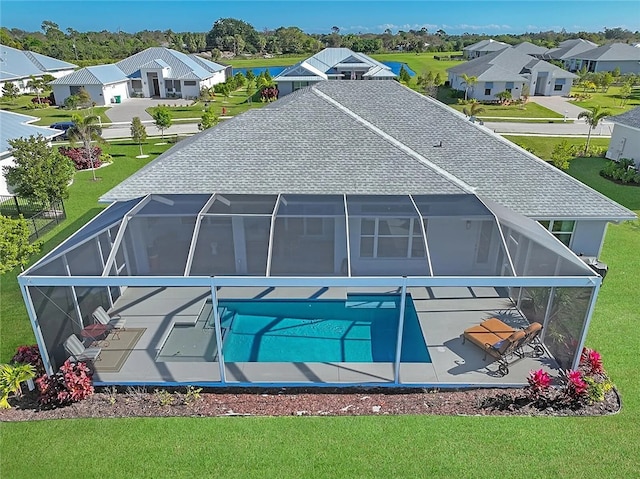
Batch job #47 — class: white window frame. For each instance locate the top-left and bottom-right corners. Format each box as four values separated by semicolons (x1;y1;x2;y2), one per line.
360;217;425;259
538;220;576;247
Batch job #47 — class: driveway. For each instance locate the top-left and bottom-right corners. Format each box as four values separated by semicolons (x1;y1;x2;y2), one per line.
105;97;192;124
528;96;588;119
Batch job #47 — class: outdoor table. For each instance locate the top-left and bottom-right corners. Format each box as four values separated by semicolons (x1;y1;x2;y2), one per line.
81;323;110;347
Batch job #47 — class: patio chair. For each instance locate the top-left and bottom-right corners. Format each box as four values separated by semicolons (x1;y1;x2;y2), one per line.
462;318;527;376
92;306;126;339
520;322;544;357
63;334;101;363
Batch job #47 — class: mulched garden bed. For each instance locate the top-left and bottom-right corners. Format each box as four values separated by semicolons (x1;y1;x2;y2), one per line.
0;386;621;422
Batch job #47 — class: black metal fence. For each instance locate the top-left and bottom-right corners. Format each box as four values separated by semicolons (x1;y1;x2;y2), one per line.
0;195;66;241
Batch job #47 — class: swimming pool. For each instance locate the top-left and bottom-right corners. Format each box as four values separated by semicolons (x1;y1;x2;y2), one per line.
214;295;430;363
232;62;415;78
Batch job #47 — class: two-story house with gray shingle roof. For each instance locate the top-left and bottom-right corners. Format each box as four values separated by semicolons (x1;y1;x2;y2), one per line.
20;81;634;387
566;43;640;74
50;47;230;105
0;44;77;97
274;48;396;96
448;48;577;100
606;106;640;167
50;65;130;106
0;111;63;195
462;39;510;59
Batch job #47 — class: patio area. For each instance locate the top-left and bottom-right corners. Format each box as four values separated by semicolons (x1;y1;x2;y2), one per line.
88;285;559;386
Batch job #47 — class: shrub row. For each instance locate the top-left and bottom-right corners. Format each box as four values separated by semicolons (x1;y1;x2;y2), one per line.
600;158;640;185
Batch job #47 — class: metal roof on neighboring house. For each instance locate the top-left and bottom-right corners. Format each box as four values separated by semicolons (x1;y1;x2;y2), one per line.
0;111;62;153
100;81;634;221
566;42;640;61
49;65;129;85
275;48;395;82
116;47;226;80
0;44;77;81
276;62;327;81
607;106;640;129
139;59;171;70
448;48;577;81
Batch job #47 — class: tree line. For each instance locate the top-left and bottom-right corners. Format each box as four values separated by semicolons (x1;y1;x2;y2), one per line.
1;19;639;65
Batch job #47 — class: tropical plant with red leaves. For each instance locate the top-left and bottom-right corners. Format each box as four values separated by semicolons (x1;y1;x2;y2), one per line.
525;369;552;401
59;146;103;170
580;348;604;376
11;345;45;376
260;86;278;102
35;360;93;407
562;369;589;406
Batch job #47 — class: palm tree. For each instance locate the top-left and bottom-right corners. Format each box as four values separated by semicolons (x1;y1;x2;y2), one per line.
27;75;46;103
460;74;478;101
577;106;609;155
67;114;104;181
462;100;485;118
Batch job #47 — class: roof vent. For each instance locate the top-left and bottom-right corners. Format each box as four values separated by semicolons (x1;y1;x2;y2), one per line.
433;141;443;148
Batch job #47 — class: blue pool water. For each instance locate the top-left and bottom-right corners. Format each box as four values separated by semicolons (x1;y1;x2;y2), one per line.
232;62;415;78
216;295;430;363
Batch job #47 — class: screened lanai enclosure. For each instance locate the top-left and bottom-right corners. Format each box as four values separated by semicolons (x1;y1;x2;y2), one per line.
19;193;602;387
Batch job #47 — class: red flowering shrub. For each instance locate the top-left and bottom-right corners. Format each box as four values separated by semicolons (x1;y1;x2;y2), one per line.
260;87;278;102
562;369;589;406
35;360;94;407
580;348;604;376
525;369;552;401
59;146;103;170
11;345;45;376
31;97;51;105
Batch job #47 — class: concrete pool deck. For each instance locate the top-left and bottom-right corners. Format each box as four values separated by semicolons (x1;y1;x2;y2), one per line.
92;286;559;386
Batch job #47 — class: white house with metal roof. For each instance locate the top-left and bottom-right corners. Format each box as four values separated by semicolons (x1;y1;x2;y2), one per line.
50;65;130;106
274;48;396;96
606;106;640;167
462;39;510;59
18;81;633;387
565;43;640;74
0;111;63;195
0;44;77;97
50;47;230;105
448;48;577;100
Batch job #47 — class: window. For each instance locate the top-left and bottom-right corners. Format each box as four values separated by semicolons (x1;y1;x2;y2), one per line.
292;81;309;91
184;81;196;86
485;88;492;96
484;82;493;96
505;82;514;94
554;79;565;91
359;218;425;258
538;220;575;247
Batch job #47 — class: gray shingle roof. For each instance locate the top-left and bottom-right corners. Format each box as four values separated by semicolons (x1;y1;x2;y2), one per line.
101;81;634;221
0;44;77;81
566;42;640;61
448;48;577;81
512;42;549;56
49;65;128;85
0;111;62;153
608;106;640;129
545;39;598;60
463;39;510;52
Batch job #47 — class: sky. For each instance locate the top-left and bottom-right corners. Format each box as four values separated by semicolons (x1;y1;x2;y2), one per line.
1;0;638;35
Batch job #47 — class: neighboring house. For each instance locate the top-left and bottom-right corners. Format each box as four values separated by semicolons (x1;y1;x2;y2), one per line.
565;43;640;74
543;38;599;71
448;48;577;100
50;65;130;106
511;41;550;58
274;48;396;96
462;39;510;59
605;106;640;167
0;44;77;96
50;47;230;105
20;81;634;388
0;111;62;195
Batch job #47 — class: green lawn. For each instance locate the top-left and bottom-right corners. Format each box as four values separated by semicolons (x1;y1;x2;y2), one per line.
570;85;640;113
505;136;610;160
372;52;464;79
2;138;639;477
0;94;111;125
147;91;265;120
225;55;306;68
0;140;174;361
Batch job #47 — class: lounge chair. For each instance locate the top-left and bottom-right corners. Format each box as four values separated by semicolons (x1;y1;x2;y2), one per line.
92;306;126;339
462;318;527;376
63;334;101;363
521;322;544;357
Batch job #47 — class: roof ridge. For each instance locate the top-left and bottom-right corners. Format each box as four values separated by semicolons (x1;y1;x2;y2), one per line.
311;86;474;194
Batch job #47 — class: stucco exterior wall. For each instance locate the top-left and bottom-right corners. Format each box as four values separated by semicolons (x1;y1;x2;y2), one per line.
571;221;609;257
606;124;640;168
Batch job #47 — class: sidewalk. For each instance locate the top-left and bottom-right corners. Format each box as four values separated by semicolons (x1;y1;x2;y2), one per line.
483;119;613;137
